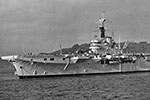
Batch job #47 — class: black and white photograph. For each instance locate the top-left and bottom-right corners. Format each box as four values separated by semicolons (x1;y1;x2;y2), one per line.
1;0;150;99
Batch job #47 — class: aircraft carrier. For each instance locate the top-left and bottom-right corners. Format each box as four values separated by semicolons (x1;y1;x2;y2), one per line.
1;12;150;79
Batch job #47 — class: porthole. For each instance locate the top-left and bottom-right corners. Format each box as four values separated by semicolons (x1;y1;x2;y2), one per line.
50;58;54;61
20;66;23;69
44;58;47;61
63;58;65;60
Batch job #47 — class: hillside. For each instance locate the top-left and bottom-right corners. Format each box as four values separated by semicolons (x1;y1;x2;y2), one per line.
39;41;150;55
39;43;90;55
124;41;150;53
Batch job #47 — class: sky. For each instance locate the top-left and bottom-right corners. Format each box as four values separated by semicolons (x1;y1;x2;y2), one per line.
0;0;150;55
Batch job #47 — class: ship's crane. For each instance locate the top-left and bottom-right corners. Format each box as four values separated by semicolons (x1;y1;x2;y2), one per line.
122;41;129;50
119;41;130;54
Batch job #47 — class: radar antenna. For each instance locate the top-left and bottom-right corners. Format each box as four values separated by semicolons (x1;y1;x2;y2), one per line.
98;11;106;38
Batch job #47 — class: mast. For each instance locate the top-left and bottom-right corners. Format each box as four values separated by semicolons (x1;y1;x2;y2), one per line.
118;33;123;54
98;11;106;38
59;44;62;55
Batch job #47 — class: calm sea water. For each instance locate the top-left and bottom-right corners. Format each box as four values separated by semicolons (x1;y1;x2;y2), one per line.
1;61;150;100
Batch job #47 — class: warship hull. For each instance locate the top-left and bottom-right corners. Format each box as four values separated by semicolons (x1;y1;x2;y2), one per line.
6;56;150;79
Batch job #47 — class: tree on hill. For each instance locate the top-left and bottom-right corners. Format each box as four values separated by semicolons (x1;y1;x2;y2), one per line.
39;41;150;55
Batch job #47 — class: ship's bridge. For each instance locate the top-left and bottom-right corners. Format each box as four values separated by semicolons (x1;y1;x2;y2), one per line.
89;35;116;54
89;38;104;54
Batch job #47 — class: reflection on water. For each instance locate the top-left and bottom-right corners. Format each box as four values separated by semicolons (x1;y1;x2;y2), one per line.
0;59;17;80
0;72;18;80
